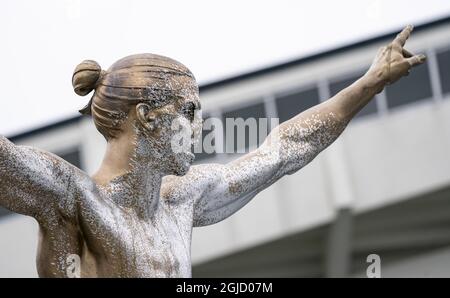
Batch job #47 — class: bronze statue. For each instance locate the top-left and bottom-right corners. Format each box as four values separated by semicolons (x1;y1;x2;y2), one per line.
0;26;425;277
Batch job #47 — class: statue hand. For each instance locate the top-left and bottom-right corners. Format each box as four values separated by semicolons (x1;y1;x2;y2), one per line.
368;25;426;86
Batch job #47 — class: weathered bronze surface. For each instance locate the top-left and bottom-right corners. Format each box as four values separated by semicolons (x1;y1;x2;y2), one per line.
0;26;425;277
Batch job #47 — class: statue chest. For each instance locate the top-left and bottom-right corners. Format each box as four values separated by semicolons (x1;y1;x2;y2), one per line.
77;197;193;277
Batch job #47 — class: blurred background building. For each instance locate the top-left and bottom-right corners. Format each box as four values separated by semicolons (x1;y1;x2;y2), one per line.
1;15;450;278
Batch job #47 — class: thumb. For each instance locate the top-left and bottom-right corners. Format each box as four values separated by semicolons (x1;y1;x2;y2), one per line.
406;54;426;67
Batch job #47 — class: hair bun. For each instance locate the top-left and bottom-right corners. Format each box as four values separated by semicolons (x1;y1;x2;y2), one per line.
72;60;102;96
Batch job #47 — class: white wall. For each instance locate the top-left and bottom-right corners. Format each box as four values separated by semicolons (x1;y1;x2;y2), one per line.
0;215;38;277
353;246;450;278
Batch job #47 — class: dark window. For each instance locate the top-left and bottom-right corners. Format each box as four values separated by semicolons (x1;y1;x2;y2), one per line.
329;72;377;118
385;62;433;109
57;149;82;169
437;48;450;96
193;113;217;163
275;87;320;123
0;207;10;218
222;101;266;154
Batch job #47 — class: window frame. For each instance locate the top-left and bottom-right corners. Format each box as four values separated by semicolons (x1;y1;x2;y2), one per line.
435;45;450;98
274;83;321;123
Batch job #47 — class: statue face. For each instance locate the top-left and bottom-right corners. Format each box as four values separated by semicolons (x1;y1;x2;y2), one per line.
135;80;202;176
165;94;202;176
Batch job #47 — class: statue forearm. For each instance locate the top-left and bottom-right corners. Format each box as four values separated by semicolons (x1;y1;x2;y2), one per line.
273;71;386;176
0;136;28;213
273;107;345;176
327;70;386;122
0;135;12;157
0;135;17;185
0;137;38;215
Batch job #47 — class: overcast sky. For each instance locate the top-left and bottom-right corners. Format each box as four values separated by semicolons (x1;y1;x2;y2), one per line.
2;0;450;136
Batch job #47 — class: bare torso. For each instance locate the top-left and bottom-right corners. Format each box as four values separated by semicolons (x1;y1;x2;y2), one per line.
36;176;195;278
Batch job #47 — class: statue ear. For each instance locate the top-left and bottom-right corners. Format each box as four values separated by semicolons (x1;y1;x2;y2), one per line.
136;103;157;131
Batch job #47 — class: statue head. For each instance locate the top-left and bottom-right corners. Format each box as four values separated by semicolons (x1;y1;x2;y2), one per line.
72;54;202;176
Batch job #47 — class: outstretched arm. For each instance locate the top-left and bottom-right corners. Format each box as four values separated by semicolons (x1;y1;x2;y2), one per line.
184;26;425;227
0;136;80;223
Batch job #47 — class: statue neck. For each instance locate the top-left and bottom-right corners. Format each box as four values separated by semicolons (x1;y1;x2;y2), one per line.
92;132;163;220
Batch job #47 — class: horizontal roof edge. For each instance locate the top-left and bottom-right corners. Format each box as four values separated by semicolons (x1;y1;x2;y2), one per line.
199;15;450;91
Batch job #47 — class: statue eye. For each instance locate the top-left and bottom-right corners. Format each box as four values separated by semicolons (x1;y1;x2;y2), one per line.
182;102;195;121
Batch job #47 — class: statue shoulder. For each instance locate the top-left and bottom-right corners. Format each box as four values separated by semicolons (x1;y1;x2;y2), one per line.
28;146;96;219
0;143;97;224
161;163;224;205
31;147;92;185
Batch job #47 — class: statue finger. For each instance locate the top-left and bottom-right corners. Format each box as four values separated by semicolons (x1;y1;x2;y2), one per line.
406;54;426;67
393;25;413;48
